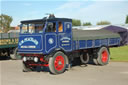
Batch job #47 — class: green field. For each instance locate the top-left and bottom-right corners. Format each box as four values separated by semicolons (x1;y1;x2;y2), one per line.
110;45;128;62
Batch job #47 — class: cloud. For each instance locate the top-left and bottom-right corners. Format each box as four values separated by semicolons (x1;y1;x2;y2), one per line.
56;1;83;10
55;1;128;25
78;1;128;24
55;1;85;18
23;3;32;6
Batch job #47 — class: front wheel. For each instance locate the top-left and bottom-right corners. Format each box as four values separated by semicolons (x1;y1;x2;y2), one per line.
49;51;67;74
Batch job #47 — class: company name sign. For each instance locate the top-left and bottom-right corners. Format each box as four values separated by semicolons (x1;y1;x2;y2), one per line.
19;37;39;46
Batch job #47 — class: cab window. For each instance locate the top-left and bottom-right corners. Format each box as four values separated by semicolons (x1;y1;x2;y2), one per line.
58;22;63;32
20;23;45;34
35;24;44;33
45;22;56;32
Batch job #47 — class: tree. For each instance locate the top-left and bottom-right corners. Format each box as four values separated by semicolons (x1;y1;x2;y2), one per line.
72;19;81;26
83;22;92;26
97;21;111;25
0;14;13;33
125;15;128;24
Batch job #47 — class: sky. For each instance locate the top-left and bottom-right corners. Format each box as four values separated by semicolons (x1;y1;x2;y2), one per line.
0;0;128;26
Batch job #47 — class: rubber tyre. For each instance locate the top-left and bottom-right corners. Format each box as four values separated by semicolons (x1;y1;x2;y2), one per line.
49;51;67;74
22;63;32;72
80;53;89;64
14;47;21;59
10;54;17;60
97;47;110;66
10;47;21;60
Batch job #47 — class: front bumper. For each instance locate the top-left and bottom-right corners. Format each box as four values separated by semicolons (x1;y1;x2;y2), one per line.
21;54;49;68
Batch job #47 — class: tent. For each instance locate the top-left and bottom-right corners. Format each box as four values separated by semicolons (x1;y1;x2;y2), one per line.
102;25;128;45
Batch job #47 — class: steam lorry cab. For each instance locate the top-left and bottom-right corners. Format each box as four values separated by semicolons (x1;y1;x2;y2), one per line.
18;16;120;74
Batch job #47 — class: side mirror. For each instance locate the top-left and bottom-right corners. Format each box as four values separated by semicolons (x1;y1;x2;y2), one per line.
48;23;53;29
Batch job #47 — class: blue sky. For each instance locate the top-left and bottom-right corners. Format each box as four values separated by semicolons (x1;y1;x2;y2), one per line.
1;0;128;26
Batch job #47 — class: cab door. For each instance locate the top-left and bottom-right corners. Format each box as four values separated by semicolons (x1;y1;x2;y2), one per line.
58;22;72;52
44;22;57;53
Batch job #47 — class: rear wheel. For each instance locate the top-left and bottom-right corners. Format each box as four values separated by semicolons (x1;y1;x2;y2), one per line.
80;53;89;64
49;51;67;74
96;47;110;65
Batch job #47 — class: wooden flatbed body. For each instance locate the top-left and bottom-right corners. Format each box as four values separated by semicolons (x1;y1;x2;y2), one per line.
72;29;120;50
0;33;19;48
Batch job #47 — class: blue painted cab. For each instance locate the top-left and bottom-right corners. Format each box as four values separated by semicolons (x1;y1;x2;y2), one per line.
18;17;73;55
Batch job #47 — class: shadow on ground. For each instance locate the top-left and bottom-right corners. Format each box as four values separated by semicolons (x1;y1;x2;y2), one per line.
33;57;95;73
0;56;95;74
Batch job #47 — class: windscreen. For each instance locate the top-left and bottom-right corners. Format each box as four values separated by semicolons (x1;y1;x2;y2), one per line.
20;23;45;34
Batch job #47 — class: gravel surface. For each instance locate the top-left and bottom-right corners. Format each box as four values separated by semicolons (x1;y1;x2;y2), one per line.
0;60;128;85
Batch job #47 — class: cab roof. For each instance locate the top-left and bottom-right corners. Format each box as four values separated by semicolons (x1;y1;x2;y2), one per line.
21;18;72;24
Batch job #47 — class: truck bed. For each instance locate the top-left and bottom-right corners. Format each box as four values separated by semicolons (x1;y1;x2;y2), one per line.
0;33;19;48
72;29;120;40
72;29;120;50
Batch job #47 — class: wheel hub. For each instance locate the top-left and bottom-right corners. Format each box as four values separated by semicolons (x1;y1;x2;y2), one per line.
54;56;64;71
101;50;108;63
58;61;62;65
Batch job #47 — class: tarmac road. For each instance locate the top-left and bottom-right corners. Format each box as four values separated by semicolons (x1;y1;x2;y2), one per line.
0;60;128;85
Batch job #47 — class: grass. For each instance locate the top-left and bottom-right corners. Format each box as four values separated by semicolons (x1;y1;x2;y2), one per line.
110;45;128;62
